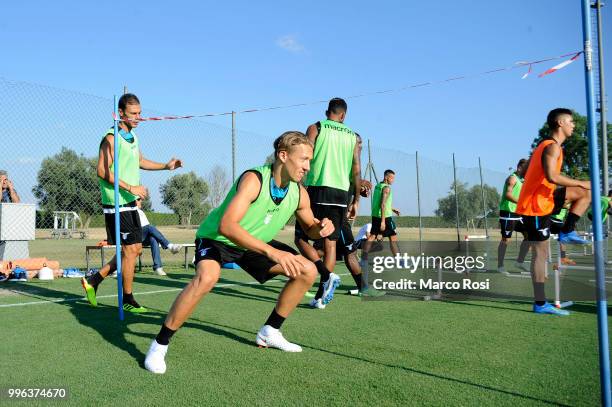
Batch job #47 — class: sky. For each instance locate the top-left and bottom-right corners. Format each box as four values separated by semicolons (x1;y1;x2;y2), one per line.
0;0;609;214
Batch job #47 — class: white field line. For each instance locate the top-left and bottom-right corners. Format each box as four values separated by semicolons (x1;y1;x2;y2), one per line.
0;273;351;309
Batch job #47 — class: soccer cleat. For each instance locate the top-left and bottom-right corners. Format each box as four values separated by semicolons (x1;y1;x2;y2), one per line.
167;243;182;254
144;340;168;374
321;273;341;305
560;257;577;266
81;277;98;307
123;303;148;314
533;302;570;316
309;298;326;309
497;266;506;274
558;231;589;245
358;287;386;297
153;267;167;276
255;325;302;352
514;262;530;273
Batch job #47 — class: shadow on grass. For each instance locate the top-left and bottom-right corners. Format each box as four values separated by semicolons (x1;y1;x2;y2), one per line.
1;280;263;364
2;282;580;404
188;317;571;407
443;299;612;316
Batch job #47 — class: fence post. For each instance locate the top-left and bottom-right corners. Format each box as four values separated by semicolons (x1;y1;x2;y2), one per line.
478;157;489;238
452;153;460;246
416;151;423;253
232;111;236;181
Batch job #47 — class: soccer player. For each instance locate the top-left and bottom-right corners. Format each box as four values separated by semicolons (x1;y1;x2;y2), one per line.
497;159;530;273
361;169;401;262
516;108;591;316
295;98;361;308
145;132;334;374
81;93;182;313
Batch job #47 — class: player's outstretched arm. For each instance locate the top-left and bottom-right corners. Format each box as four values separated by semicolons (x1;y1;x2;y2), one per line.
140;152;183;171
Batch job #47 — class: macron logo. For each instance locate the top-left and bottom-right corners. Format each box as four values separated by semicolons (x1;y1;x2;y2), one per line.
199;248;210;257
121;232;130;240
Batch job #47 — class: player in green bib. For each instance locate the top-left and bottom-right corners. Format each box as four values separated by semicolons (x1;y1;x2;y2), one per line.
81;93;182;314
295;98;361;309
145;131;334;374
497;159;530;273
361;170;401;263
588;189;612;225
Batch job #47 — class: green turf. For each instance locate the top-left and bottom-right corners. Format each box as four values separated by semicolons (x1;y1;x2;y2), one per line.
1;261;608;406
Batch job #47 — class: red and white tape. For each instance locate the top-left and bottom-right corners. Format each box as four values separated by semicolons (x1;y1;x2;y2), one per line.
114;51;583;123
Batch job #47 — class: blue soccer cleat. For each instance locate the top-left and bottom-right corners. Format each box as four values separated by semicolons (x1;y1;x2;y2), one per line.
558;231;589;245
321;273;341;305
533;302;570;316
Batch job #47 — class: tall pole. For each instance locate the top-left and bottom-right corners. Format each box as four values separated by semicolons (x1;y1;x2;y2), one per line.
478;157;489;238
231;111;236;181
123;85;127;95
368;139;374;208
416;151;423;253
113;95;124;321
581;1;610;405
595;0;610;251
452;153;460;245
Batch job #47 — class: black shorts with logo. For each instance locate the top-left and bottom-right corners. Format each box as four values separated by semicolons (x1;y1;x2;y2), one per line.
103;201;142;245
194;238;298;284
313;217;357;260
521;215;552;242
371;216;397;237
520;187;567;242
499;210;524;238
550;217;564;235
294;203;345;241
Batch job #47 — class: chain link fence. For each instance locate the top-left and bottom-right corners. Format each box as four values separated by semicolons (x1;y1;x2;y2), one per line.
0;77;520;271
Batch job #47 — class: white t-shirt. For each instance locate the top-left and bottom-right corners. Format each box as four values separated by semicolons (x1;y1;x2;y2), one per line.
355;223;372;241
137;208;150;227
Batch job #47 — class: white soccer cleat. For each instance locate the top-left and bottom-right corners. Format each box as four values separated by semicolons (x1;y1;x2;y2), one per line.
256;325;302;352
168;243;182;254
514;261;530;273
153;267;167;276
497;266;507;274
144;340;168;374
309;298;326;309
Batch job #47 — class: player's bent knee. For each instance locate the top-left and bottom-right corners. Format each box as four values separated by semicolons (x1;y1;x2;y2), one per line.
301;262;317;283
193;271;219;293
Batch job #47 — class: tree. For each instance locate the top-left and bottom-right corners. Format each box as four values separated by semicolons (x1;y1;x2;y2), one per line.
264;152;275;165
435;182;500;226
33;147;100;229
140;194;153;211
532;110;611;180
207;165;230;208
160;171;210;226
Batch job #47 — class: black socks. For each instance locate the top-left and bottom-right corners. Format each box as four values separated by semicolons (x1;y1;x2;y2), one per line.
562;212;580;233
156;324;176;345
264;308;285;330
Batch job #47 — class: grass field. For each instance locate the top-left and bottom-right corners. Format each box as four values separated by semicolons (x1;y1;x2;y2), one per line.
2;227;610;405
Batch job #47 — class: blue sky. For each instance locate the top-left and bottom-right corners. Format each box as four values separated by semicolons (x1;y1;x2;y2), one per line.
0;0;609;213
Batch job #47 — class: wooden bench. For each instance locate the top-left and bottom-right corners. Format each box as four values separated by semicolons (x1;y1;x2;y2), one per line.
85;243;196;272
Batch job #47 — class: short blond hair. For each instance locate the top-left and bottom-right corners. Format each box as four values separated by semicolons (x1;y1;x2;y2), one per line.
273;131;313;160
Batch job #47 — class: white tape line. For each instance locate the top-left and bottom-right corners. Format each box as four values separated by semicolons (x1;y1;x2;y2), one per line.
0;272;351;309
